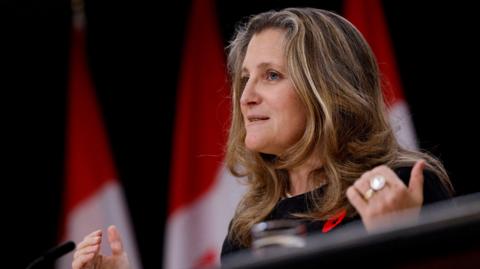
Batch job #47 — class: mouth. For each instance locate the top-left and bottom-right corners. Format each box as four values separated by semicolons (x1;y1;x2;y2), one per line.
247;115;270;124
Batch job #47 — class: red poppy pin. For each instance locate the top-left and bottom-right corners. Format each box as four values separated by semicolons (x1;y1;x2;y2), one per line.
322;208;347;233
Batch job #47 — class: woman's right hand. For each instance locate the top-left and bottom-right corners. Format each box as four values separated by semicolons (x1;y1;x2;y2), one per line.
72;225;131;269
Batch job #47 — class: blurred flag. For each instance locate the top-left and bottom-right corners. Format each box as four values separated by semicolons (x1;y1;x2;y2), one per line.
344;0;418;149
57;1;141;268
164;0;245;268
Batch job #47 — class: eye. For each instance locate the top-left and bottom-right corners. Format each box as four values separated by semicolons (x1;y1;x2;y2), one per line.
240;76;249;90
266;70;281;81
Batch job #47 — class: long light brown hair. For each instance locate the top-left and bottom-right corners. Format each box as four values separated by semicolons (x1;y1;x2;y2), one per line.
225;7;453;247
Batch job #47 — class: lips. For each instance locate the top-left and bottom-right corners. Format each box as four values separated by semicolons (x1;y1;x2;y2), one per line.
247;115;269;122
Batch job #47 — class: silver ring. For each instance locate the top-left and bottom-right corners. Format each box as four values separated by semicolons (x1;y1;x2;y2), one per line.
370;175;386;191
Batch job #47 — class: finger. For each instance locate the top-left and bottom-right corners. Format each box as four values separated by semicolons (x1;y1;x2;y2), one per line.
408;159;425;204
108;225;124;256
74;244;100;259
354;172;392;202
347;186;367;213
370;166;404;190
76;235;102;250
353;176;370;195
72;252;95;269
86;229;102;238
79;229;102;245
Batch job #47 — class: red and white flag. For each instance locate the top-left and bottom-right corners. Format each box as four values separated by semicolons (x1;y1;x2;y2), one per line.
344;0;417;149
57;5;141;269
164;0;245;268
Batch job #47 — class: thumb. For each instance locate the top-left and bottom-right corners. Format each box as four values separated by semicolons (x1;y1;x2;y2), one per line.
409;159;425;203
107;225;125;256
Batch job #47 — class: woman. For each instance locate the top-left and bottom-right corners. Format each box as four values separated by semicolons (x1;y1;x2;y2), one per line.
71;7;453;269
221;7;452;256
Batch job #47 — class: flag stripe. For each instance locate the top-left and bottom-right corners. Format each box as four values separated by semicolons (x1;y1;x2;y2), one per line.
59;182;142;269
58;11;141;269
64;27;116;214
344;0;404;107
168;0;230;216
165;0;244;268
344;0;417;149
165;166;244;269
388;101;418;150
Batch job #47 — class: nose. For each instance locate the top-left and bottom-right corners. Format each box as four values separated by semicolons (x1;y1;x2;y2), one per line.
240;79;261;106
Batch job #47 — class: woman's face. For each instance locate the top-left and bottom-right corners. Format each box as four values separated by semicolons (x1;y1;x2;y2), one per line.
240;28;307;156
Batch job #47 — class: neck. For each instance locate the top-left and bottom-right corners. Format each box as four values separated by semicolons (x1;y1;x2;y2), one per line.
287;155;324;196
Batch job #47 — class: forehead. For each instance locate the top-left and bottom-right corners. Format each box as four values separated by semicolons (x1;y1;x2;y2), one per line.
242;28;287;70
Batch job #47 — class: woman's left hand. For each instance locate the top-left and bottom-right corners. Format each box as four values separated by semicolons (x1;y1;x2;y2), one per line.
346;160;426;231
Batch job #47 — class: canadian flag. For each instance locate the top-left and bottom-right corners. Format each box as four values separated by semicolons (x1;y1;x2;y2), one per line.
56;4;141;269
163;0;245;268
344;0;418;149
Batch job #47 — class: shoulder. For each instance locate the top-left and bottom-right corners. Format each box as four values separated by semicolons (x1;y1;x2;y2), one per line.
221;234;244;261
221;220;246;262
393;166;452;204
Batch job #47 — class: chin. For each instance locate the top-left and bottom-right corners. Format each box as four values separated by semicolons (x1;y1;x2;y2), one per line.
245;142;262;152
245;134;283;155
245;138;265;152
245;142;277;156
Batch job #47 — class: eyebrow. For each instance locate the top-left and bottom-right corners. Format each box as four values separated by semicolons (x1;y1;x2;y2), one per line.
241;62;284;75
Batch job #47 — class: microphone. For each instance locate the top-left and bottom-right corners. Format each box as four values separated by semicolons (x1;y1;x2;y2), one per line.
26;240;76;269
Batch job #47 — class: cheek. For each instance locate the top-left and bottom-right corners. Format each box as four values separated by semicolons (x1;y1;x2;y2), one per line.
290;112;307;138
283;96;306;129
290;101;307;134
276;104;307;143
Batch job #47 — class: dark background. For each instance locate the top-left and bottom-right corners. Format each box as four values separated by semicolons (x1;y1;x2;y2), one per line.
2;0;479;268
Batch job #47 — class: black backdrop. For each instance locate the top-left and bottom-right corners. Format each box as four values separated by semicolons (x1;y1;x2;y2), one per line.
2;0;479;268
